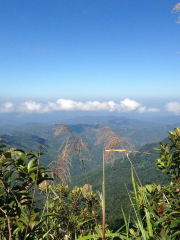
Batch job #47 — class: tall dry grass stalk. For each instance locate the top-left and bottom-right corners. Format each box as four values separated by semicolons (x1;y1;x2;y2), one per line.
95;124;140;240
52;124;92;184
52;124;98;222
95;123;134;165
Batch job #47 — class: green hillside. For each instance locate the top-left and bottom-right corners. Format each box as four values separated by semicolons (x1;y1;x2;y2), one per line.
0;121;175;179
0;133;60;167
0;132;105;178
0;120;178;149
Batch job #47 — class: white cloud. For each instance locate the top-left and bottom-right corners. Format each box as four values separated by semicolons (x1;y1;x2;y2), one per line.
138;107;146;113
0;102;14;113
118;98;141;111
47;98;141;112
166;102;180;115
16;101;50;114
147;108;160;112
138;106;160;113
0;98;160;114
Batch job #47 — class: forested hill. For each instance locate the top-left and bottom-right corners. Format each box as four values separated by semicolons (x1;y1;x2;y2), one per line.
0;133;60;167
0;119;178;149
0;120;178;178
70;141;168;231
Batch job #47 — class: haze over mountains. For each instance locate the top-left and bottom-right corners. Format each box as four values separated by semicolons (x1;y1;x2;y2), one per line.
1;111;180;126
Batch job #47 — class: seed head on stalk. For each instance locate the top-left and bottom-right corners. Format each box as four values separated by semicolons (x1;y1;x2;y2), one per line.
95;123;134;164
51;123;91;184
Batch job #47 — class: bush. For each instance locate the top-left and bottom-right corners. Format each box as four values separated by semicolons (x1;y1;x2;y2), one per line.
0;140;52;239
128;128;180;239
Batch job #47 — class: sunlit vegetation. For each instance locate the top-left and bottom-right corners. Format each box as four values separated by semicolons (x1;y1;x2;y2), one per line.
1;122;180;239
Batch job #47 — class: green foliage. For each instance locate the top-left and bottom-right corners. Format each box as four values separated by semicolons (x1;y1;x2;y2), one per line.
0;140;52;239
43;183;101;239
2;125;180;239
157;127;180;181
127;128;180;239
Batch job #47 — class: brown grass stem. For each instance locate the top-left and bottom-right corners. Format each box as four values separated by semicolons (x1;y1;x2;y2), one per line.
102;150;105;240
125;153;143;188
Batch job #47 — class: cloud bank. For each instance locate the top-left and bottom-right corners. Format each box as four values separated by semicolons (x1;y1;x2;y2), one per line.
165;102;180;115
0;98;160;114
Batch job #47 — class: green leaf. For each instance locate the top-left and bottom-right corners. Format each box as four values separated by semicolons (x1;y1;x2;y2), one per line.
10;190;28;220
156;216;168;224
27;152;39;158
51;188;58;197
9;200;15;208
29;210;37;223
13;149;25;153
145;208;153;237
150;219;158;228
13;228;20;234
28;167;37;173
147;206;159;219
121;206;128;237
8;177;17;182
30;172;36;181
3;152;11;158
17;221;24;232
41;212;58;218
28;159;34;173
171;231;180;237
170;219;179;228
17;190;27;194
19;154;26;162
0;145;7;148
5;170;13;181
169;211;180;215
19;216;28;225
42;229;51;239
77;233;126;240
17;165;28;173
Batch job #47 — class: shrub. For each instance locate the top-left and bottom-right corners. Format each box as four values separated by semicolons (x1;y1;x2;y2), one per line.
0;140;52;239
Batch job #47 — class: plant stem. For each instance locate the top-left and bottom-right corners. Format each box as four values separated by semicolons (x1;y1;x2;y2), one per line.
102;150;105;240
46;184;49;227
6;187;12;240
7;218;12;240
80;155;96;220
126;153;143;188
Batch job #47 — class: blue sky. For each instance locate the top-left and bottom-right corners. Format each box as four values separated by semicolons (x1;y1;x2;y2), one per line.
0;0;180;115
